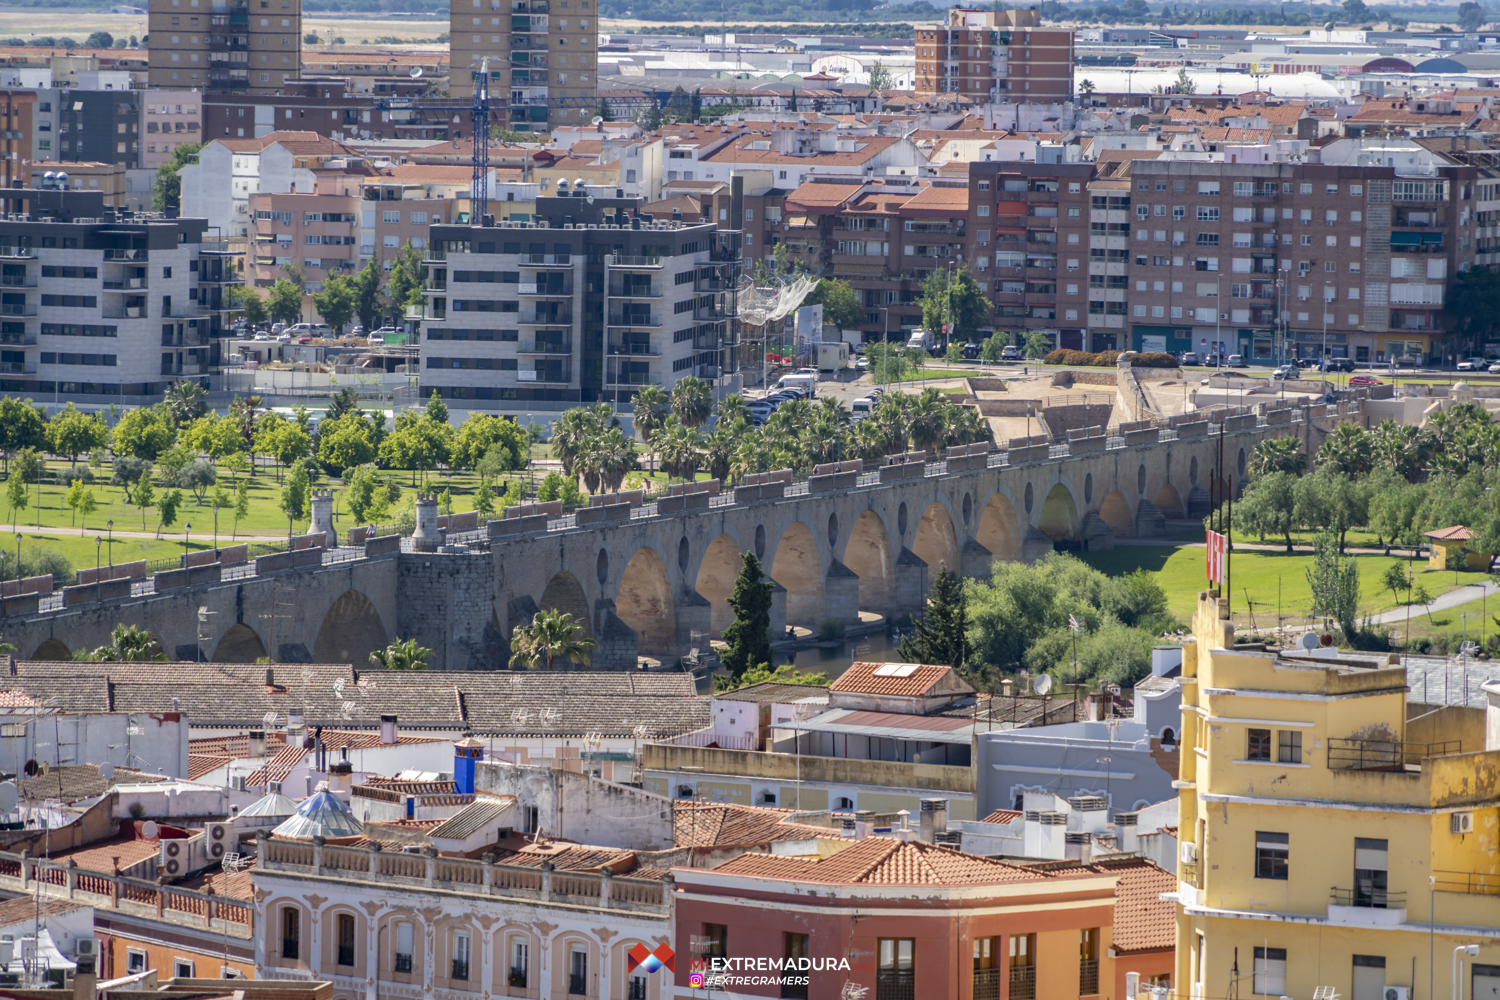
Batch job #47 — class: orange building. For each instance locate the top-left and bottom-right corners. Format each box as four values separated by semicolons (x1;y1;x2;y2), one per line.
915;8;1074;106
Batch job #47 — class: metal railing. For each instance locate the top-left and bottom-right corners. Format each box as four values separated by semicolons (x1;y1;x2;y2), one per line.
875;972;915;1000
973;969;1001;1000
1433;871;1500;895
1330;887;1405;909
568;973;586;995
451;960;469;981
1080;959;1100;995
1009;967;1036;1000
508;968;527;988
394;954;412;973
1326;738;1461;771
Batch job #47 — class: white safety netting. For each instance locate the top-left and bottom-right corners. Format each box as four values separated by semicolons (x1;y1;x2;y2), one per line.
738;275;819;327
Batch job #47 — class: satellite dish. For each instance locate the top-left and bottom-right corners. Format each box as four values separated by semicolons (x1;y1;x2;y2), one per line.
141;820;159;839
97;762;115;780
1033;674;1053;696
586;195;595;204
0;782;18;813
410;67;423;79
591;116;604;125
1297;631;1322;651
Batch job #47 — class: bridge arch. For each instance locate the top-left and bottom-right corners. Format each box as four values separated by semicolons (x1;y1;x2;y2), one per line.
616;545;675;656
976;492;1023;563
32;638;69;661
694;532;747;637
1154;482;1184;517
841;509;896;616
214;623;268;663
314;590;389;664
1099;490;1134;536
770;521;823;628
538;571;593;639
913;500;959;573
1038;482;1081;544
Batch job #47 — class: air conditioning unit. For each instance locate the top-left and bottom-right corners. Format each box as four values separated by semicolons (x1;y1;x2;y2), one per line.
74;939;97;960
1385;988;1410;1000
205;821;233;859
160;838;187;877
1180;841;1198;864
1452;811;1475;834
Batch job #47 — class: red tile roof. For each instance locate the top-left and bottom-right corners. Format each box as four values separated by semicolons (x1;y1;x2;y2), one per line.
673;803;832;848
1109;861;1177;953
52;834;162;873
785;181;863;211
901;184;969;213
829;661;954;698
1426;525;1475;542
981;808;1023;824
188;754;228;781
707;837;1044;886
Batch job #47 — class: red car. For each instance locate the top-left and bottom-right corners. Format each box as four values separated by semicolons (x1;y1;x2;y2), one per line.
298;336;312;344
1348;375;1383;386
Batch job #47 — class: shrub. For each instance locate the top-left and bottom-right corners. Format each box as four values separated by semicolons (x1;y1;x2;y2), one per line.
1132;352;1180;368
817;619;846;642
1044;349;1069;365
58;467;94;487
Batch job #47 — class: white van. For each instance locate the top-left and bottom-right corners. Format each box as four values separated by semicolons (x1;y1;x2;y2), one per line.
775;373;818;397
851;396;875;419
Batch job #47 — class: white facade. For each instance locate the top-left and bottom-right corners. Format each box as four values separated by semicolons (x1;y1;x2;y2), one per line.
180;141;263;238
0;712;190;780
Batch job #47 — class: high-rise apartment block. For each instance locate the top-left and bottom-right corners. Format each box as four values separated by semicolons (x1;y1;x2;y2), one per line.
148;0;302;95
915;8;1073;106
449;0;598;133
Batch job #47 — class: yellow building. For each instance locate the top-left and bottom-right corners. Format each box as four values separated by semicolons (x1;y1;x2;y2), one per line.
1425;525;1492;571
1173;589;1500;1000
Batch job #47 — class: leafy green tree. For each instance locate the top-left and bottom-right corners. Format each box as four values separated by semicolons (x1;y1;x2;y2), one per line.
267;277;303;326
867;59;892;90
232;480;250;539
452;413;525;470
898;564;968;670
5;474;26;528
979;333;1009;363
47;404;107;466
152;142;200;216
721;552;774;678
352;259;383;331
509;608;596;671
11;447;42;484
1236;470;1300;551
1296;469;1368;553
425;390;449;426
280;460;310;527
1306;530;1360;637
1024;331;1053;359
369;637;432;670
385;242;428;318
1459;0;1487;29
379;418;453;485
269;423;312;482
311;273;356;332
806;278;864;331
230;285;268;328
112;407;176;461
0;397;46;475
176;460;217;504
1172;66;1197;94
473;480;495;516
595;97;615;122
156;488;183;539
1103;569;1169;627
317;413;380;475
713;662;828;692
635;96;663;131
87;624;166;662
919;266;991;346
84;30;113;48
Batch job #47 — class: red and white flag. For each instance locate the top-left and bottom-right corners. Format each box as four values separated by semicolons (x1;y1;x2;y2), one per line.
1206;530;1227;584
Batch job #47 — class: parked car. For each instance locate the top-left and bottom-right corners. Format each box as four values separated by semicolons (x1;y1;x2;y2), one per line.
1348;375;1384;387
253;333;270;342
1202;355;1221;368
275;332;292;342
1180;351;1200;365
1227;354;1247;368
350;325;366;337
1000;344;1021;361
1489;362;1500;374
855;356;868;370
298;336;312;344
1321;358;1354;373
1272;364;1296;380
1457;357;1487;371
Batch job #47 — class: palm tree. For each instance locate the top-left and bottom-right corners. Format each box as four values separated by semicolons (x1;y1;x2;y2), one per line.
805;397;851;465
1249;435;1308;479
670;375;712;428
230;394;263;473
1370;420;1429;482
597;426;637;492
872;396;909;455
632;384;670;472
851;419;888;464
510;608;596;671
907;388;948;456
1318;421;1372;477
368;638;432;670
165;381;208;427
1080;78;1097;99
87;624;167;662
704;419;744;483
657;418;702;481
945;404;992;447
550;404;612;484
715;394;749;426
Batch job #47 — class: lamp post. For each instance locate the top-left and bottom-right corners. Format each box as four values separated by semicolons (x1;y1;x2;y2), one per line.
184;523;192;567
94;537;102;603
105;520;114;572
1453;943;1479;1000
12;534;18;584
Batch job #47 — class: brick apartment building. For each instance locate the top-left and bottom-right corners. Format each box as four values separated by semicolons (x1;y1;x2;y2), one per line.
449;0;598;133
148;0;302;94
915;8;1073;105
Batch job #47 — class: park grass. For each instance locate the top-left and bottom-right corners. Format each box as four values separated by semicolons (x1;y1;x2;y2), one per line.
1077;544;1490;623
1389;590;1497;648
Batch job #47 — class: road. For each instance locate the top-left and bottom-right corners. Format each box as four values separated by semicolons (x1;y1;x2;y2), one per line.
0;522;285;543
1366;581;1500;627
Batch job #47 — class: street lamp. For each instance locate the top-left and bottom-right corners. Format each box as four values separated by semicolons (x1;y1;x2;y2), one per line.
184;523;192;567
1453;944;1479;1000
106;520;114;572
12;534;18;583
95;537;102;603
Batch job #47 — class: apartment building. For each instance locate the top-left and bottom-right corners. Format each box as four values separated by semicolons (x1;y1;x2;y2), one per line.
147;0;302;95
967;159;1094;350
359;166;465;274
1125;144;1476;365
448;0;598;133
0;92;35;194
247;184;361;306
180;131;360;238
421;193;740;413
141;91;203;170
35;89;143;169
0;186;237;405
1173;588;1500;1000
915;8;1074;105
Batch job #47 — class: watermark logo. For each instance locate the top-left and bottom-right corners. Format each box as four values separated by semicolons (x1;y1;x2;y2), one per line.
627;943;676;975
688;973;706;987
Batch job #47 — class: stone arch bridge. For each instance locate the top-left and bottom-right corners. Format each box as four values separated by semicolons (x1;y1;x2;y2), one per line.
0;403;1328;670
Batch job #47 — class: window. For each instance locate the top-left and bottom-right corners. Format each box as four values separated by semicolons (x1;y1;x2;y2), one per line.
1352;956;1386;1000
1256;832;1289;880
1253;948;1287;995
509;940;528;989
1197;207;1218;222
1198;182;1220;195
1278;731;1302;763
1196;233;1219;247
973;937;998;1000
452;933;470;981
174;960;195;978
1172;206;1185;220
878;939;914;1000
394;923;413;973
1248;729;1271;760
126;950;147;975
1079;929;1099;995
1354;837;1389;907
1327;185;1339;196
568;947;587;996
1008;933;1036;1000
1350;185;1363;197
337;915;355;966
282;908;300;960
382;210;400;224
784;934;809;1000
1234;182;1253;197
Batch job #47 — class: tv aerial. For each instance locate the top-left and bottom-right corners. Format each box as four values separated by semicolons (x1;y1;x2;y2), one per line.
262;711;279;730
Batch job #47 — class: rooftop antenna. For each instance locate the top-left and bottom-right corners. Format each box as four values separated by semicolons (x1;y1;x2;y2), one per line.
195;605;216;663
218;852;252;977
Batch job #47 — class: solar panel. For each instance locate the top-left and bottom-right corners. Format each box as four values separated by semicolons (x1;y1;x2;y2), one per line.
871;663;921;678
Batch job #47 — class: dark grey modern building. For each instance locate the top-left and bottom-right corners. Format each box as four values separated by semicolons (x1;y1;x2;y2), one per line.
421;191;742;412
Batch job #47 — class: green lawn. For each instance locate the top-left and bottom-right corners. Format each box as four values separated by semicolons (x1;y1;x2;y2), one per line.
1078;544;1490;623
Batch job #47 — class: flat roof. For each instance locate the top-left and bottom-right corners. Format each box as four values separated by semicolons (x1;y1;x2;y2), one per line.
777;707;977;744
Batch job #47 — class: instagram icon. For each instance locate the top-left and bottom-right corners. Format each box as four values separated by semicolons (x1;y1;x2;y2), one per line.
688;973;706;987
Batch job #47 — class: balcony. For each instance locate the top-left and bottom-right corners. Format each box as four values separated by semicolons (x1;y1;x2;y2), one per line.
525;365;570;384
451;960;468;981
0;361;35;375
508;969;527;988
0;248;33;259
423;249;447;263
520;253;570;266
568;974;585;996
0;333;35;346
1330;887;1404;909
1326;738;1460;772
520;311;570;326
609;255;664;269
875;971;914;1000
1008;967;1035;1000
608;283;660;298
972;970;1000;1000
102;279;148;290
608;312;661;328
519;338;571;354
0;275;35;288
0;304;36;317
604;369;659;387
1080;959;1099;995
103;249;148;262
607;340;659;356
394;955;412;974
521;282;573;296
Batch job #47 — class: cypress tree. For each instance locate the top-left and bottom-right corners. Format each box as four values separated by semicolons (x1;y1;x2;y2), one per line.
898;564;969;670
722;552;774;677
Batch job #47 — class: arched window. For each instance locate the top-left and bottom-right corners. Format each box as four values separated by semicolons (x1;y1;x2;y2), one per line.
1161;727;1176;747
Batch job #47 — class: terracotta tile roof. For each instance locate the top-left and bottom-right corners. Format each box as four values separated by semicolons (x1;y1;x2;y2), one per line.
715;681;830;704
1426;525;1475;541
246;745;306;787
177;859;256;899
0;690;36;708
981;808;1023;824
18;765;160;804
829;661;954;698
188;754;228;781
52;834;162;873
708;837;1045;885
673;803;831;848
385;164;474;184
362;778;458;794
0;897;83;929
901;184;969;213
494;844;637;873
1109;861;1177;953
785;181;863;211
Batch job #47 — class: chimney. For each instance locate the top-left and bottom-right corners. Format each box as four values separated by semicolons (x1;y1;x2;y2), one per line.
840;815;857;838
1065;831;1091;863
379;714;398;745
328;760;353;800
918;798;947;843
71;960;96;1000
730;172;744;231
264;667;274;688
1116;812;1139;854
453;738;484;795
246;729;267;758
855;810;875;840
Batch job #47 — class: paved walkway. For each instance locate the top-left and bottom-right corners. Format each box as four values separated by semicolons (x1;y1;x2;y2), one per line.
1366;581;1499;626
0;522;284;542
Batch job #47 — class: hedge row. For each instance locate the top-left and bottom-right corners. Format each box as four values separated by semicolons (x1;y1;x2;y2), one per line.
1042;349;1179;369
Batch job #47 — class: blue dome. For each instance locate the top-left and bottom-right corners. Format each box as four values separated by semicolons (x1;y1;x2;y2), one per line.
1415;57;1469;74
